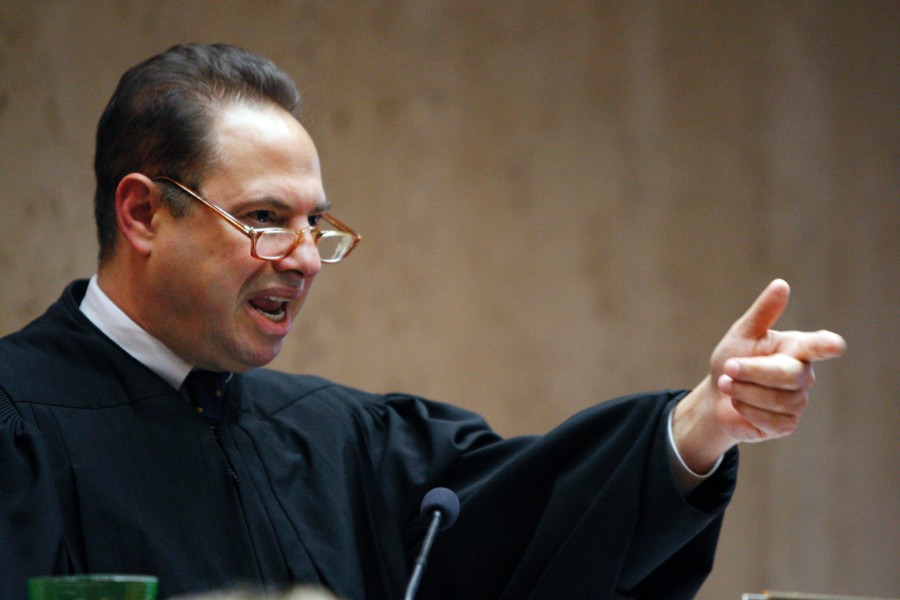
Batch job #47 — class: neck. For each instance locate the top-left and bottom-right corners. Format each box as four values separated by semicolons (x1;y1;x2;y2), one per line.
96;253;153;335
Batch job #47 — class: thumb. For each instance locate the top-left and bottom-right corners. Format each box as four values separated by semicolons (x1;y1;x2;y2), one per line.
733;279;791;339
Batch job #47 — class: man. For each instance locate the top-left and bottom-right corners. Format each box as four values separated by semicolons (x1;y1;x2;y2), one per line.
0;44;845;599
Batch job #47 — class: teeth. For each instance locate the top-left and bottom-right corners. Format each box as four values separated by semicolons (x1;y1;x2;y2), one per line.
254;304;286;322
250;296;289;322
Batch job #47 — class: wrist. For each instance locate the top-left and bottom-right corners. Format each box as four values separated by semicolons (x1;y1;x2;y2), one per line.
672;376;737;473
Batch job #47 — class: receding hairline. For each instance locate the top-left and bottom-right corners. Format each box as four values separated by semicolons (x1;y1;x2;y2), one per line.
194;99;317;188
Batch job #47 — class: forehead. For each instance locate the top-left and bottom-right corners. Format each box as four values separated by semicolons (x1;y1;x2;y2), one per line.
202;103;325;207
209;103;319;173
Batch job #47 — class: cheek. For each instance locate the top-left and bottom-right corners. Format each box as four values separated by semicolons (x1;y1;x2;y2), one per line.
171;256;252;321
195;238;259;296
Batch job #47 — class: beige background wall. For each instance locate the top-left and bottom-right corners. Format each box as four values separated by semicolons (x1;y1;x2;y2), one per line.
1;1;897;597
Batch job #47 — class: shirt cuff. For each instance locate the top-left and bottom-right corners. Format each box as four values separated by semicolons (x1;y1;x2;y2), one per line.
666;407;724;495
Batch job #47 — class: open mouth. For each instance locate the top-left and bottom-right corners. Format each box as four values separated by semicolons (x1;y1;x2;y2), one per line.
248;296;289;322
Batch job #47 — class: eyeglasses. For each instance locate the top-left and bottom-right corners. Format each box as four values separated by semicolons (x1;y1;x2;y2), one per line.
154;176;360;263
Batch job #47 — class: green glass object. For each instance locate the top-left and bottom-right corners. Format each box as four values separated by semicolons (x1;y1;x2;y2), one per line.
27;574;158;600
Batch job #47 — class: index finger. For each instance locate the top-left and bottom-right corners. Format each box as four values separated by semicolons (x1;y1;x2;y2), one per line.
777;329;848;362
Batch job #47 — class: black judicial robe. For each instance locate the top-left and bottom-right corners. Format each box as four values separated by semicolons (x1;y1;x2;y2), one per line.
0;281;738;599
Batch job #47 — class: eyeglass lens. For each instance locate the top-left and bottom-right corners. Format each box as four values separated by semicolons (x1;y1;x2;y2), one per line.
255;230;353;262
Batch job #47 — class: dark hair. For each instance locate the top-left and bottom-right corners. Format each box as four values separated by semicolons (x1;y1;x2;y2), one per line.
93;43;302;262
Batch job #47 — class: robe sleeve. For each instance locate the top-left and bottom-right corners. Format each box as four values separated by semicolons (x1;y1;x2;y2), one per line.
366;389;738;600
0;386;70;599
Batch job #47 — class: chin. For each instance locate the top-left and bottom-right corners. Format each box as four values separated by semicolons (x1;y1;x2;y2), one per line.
242;342;285;370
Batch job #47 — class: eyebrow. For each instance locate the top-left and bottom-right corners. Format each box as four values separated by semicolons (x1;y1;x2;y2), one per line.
230;196;333;215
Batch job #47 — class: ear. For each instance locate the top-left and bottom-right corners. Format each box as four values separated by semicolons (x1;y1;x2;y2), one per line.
115;173;163;256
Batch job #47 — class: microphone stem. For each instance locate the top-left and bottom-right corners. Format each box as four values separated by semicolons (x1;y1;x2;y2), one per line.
404;510;443;600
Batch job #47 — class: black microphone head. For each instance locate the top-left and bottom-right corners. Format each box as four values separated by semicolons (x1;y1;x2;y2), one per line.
420;487;460;531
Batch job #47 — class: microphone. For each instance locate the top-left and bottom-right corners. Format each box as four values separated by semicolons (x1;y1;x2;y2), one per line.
403;487;460;600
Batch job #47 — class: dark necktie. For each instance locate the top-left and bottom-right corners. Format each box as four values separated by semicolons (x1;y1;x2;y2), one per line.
183;369;230;426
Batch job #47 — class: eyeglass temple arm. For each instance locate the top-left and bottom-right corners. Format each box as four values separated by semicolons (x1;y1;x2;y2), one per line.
156;176;361;253
155;176;254;236
323;213;362;240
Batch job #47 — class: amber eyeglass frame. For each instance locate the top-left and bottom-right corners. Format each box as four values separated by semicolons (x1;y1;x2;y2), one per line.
153;176;360;263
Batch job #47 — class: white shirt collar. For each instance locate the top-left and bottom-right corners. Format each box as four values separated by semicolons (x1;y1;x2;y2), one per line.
79;274;193;390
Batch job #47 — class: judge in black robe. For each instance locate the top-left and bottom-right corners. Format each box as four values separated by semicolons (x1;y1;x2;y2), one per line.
0;280;738;599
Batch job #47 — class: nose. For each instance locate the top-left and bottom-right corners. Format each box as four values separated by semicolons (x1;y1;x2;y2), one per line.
271;233;322;277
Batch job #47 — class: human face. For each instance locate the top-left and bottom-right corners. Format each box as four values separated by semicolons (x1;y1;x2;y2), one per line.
143;103;327;371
